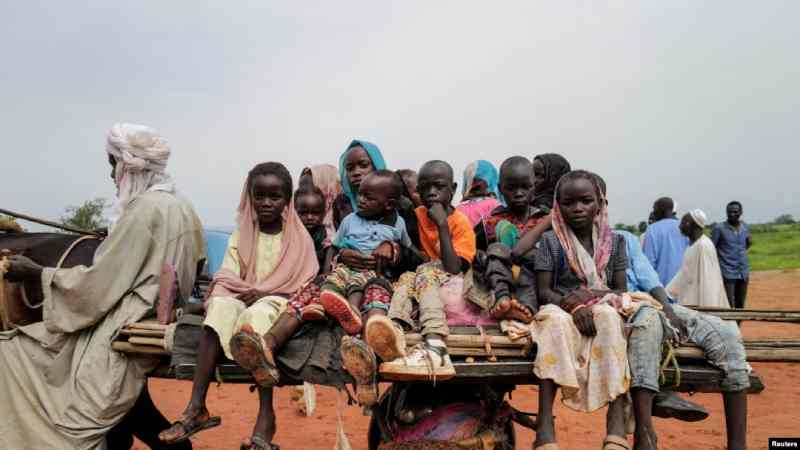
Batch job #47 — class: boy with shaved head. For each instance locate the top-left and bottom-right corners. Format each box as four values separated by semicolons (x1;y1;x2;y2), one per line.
472;156;552;323
359;160;477;381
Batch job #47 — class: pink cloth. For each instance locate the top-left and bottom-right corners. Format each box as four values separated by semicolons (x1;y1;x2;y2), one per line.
550;175;613;296
210;176;319;299
456;197;501;227
307;164;341;245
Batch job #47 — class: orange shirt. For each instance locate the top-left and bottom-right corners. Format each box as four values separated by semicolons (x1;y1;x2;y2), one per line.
414;206;477;264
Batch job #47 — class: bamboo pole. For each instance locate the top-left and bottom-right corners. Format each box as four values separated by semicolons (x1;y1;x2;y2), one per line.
126;322;168;331
112;341;169;355
119;328;165;338
128;336;166;348
0;207;101;236
691;308;800;323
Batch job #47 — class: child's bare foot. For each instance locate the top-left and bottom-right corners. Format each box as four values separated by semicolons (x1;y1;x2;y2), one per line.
490;298;534;323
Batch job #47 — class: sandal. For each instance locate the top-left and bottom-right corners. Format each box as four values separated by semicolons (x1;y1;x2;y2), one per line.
320;289;363;335
300;303;326;322
230;326;281;388
158;411;221;444
602;435;630;450
241;434;280;450
340;336;379;406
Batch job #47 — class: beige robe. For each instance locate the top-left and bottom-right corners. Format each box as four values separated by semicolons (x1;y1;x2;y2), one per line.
0;191;206;450
667;235;730;308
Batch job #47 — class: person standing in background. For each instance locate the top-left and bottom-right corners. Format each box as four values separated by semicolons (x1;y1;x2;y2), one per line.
711;201;752;309
643;197;689;285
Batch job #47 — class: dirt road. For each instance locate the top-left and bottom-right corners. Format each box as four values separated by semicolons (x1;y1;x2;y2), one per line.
142;270;800;450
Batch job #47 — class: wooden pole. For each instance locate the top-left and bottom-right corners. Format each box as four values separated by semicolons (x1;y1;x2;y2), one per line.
111;341;169;355
0;207;101;237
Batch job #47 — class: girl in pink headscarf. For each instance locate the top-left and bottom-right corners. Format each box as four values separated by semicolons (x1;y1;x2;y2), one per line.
161;162;318;450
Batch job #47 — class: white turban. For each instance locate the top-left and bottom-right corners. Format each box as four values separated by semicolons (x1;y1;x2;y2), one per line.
105;123;175;222
689;209;707;228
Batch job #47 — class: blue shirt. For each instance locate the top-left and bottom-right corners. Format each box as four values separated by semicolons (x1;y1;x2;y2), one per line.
616;230;664;294
333;212;412;255
711;221;751;280
642;218;689;286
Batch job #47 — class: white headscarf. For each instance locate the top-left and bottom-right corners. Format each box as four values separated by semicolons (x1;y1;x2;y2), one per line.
106;123;175;213
689;208;708;228
105;123;175;231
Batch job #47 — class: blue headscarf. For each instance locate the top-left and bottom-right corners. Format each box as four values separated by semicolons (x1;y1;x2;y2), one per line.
462;160;500;200
339;139;387;210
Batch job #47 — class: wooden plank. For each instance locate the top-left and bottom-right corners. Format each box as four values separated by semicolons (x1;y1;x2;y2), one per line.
691;307;800;323
405;333;528;348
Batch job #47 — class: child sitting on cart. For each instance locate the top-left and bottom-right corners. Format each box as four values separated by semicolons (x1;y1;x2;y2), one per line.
348;160;477;382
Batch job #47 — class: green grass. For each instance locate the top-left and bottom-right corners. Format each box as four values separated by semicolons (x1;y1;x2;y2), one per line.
748;223;800;271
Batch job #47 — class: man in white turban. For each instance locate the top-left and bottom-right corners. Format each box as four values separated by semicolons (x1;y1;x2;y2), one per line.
2;123;206;449
106;123;176;228
667;209;730;308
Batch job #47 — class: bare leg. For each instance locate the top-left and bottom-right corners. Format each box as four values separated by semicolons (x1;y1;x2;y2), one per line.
186;327;223;415
366;308;386;321
631;388;658;450
723;391;747;450
348;291;364;314
534;379;558;447
253;387;277;443
262;312;301;358
606;395;627;438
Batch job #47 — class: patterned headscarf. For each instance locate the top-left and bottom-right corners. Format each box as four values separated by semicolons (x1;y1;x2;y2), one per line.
462;160;500;200
533;153;571;210
338;140;387;210
551;170;613;289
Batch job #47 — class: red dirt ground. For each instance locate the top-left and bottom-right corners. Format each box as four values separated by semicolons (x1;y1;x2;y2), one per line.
140;270;800;450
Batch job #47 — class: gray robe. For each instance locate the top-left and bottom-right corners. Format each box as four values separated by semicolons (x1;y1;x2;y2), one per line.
0;191;206;450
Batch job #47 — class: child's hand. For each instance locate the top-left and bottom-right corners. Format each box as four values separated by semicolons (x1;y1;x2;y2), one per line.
427;203;449;227
572;306;596;336
4;254;44;282
373;241;399;265
339;249;376;271
236;288;265;306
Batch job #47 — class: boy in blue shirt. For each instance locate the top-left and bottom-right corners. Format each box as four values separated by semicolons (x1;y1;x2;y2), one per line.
319;170;413;336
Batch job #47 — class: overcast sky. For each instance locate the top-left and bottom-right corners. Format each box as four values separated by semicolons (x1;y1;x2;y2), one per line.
2;1;797;229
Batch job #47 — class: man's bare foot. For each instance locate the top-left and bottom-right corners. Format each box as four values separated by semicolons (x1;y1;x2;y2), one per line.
490;298;534;323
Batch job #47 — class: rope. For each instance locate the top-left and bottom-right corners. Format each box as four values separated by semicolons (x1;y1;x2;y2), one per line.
18;235;99;309
0;235;99;330
659;340;681;387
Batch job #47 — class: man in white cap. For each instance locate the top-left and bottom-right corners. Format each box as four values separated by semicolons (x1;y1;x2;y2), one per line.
667;209;730;308
2;124;206;449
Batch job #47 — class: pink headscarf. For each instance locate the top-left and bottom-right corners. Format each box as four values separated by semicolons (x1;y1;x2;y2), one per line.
210;172;319;299
305;164;341;244
550;172;613;290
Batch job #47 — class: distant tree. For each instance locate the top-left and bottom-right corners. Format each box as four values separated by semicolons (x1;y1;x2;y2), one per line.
774;214;796;225
614;223;638;234
61;198;109;231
